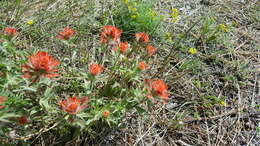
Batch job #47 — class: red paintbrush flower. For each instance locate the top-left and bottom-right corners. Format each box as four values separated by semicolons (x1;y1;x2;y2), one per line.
100;25;122;44
135;32;149;43
114;42;129;53
147;45;157;56
5;27;18;37
145;79;169;104
22;51;60;80
119;42;129;53
89;64;104;75
18;116;28;125
59;96;89;114
0;96;7;109
138;61;149;70
103;110;110;118
57;27;76;40
151;80;169;103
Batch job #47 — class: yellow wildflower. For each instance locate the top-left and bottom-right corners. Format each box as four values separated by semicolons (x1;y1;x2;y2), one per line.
124;0;129;4
27;20;34;25
189;48;198;55
171;8;179;16
220;101;227;107
219;24;229;32
171;8;179;23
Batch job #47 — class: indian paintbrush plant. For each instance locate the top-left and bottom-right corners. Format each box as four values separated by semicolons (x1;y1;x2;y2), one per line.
0;25;170;142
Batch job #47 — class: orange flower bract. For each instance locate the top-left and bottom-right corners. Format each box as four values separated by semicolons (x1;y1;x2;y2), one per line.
147;45;157;56
100;25;122;44
90;64;104;75
119;42;129;53
22;51;60;80
139;61;149;70
0;96;7;109
59;96;89;114
151;80;169;103
114;42;129;53
103;110;110;118
5;27;17;36
135;32;149;43
57;27;76;40
145;79;169;104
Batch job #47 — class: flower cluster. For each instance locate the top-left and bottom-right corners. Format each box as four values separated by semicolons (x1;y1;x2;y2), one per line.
189;48;198;55
219;24;229;32
135;32;157;56
145;79;169;104
139;61;149;70
27;20;34;25
59;96;89;114
57;27;76;40
171;8;180;23
135;32;149;43
147;45;157;56
114;42;129;53
100;25;122;44
100;25;168;104
90;64;104;75
22;51;60;81
5;27;18;37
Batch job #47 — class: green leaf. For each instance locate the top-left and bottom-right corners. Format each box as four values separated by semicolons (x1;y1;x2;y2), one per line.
72;126;81;138
44;86;53;97
39;97;52;111
0;112;19;122
135;106;146;114
14;86;37;92
16;0;22;4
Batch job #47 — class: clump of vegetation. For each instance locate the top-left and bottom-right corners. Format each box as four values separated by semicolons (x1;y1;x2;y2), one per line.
0;23;169;143
107;0;164;38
